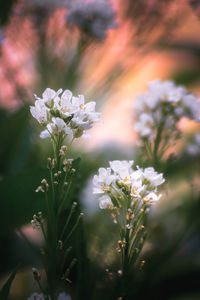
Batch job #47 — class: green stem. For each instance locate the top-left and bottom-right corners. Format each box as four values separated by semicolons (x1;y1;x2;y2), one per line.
63;214;83;248
144;138;152;160
40;221;47;243
60;246;72;273
45;192;51;240
121;222;130;299
67;137;75;152
128;213;145;263
153;121;164;168
59;202;77;241
50;170;55;204
58;179;73;215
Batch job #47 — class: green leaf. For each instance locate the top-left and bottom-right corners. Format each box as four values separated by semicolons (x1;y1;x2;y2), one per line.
0;264;20;300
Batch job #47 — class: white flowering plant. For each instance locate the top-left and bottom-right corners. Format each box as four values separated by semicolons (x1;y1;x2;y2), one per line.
93;160;165;298
28;88;101;300
134;79;200;167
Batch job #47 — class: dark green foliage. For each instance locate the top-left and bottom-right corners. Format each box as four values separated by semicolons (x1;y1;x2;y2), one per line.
0;106;33;175
0;168;48;235
0;0;16;26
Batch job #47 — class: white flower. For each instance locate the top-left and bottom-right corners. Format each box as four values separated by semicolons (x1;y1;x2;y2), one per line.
47;117;73;136
93;168;115;194
71;110;91;130
109;160;134;182
131;179;145;198
143;192;162;203
130;168;143;181
99;194;113;209
143;93;160;110
71;97;101;131
40;129;50;139
35;88;62;107
30;100;48;124
71;94;85;108
148;79;186;103
134;113;154;137
57;90;79;117
143;167;165;187
168;85;186;103
82;101;101;123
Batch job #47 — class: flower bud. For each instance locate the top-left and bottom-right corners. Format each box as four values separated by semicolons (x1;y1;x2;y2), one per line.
116;180;123;188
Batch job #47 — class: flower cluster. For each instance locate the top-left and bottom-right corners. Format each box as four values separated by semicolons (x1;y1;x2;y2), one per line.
93;161;165;271
93;160;165;211
31;212;44;229
66;0;117;40
30;88;101;140
134;79;200;141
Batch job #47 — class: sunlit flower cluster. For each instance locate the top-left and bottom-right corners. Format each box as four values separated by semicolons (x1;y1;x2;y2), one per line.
30;88;101;139
134;79;200;140
66;0;117;39
93;160;165;211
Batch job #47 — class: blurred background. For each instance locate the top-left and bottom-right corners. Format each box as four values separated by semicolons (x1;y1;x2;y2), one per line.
0;0;200;299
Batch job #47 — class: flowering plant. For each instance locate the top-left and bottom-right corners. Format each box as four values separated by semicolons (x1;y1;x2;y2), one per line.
28;88;101;300
93;160;165;298
134;79;200;166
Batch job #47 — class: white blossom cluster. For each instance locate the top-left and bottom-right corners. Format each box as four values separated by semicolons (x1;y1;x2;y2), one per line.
186;132;200;156
93;160;165;210
30;88;101;139
66;0;117;39
31;212;43;229
27;292;71;300
134;79;200;140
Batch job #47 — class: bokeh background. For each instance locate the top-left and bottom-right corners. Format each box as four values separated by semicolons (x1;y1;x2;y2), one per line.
0;0;200;299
